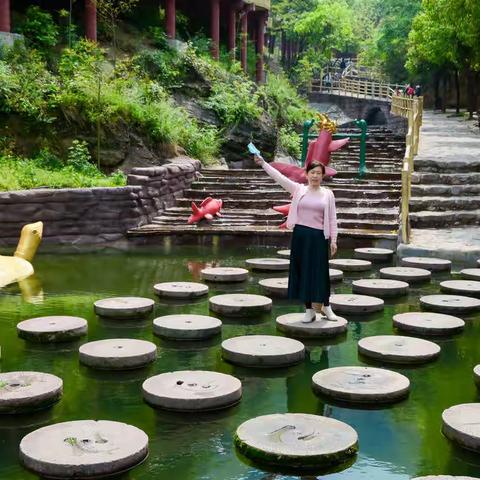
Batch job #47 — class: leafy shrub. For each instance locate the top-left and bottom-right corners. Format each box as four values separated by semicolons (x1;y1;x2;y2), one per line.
0;151;126;191
278;127;302;157
18;6;59;54
67;140;98;175
134;49;185;88
0;45;58;123
258;74;316;130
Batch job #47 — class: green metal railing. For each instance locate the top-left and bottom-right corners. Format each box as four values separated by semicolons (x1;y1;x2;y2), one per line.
300;119;368;178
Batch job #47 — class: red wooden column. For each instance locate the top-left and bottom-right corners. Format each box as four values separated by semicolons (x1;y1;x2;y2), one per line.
0;0;11;33
210;0;220;60
165;0;176;39
255;11;267;83
85;0;97;41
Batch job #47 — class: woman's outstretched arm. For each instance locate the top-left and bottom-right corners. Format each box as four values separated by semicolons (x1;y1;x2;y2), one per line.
254;156;298;195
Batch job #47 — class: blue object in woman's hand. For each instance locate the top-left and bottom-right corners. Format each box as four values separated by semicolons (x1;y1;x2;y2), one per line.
247;142;262;158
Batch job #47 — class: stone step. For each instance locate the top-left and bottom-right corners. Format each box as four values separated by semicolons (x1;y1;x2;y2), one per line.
409;196;480;212
411;172;480;185
184;188;401;200
176;197;399;209
410;210;480;228
414;158;480;173
151;216;398;231
201;169;401;180
128;224;398;241
192;180;401;191
411;184;480;196
162;206;399;221
195;176;401;187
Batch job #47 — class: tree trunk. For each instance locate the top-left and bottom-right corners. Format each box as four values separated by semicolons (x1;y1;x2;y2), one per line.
269;33;276;55
433;71;441;110
281;31;286;66
454;69;460;114
441;72;447;112
466;68;475;119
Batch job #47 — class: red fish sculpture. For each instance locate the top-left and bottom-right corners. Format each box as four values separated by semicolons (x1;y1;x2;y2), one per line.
273;203;291;229
270;114;349;183
188;197;223;224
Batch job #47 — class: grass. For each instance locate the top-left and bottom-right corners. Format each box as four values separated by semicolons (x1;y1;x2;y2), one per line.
0;155;126;191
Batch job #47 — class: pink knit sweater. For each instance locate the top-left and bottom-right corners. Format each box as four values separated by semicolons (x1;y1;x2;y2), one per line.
261;160;338;242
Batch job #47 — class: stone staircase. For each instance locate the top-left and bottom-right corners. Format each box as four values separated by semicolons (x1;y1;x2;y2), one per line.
129;128;405;246
410;158;480;228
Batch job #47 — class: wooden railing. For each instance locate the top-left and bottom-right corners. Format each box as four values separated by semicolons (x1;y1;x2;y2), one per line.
391;94;424;243
310;75;402;102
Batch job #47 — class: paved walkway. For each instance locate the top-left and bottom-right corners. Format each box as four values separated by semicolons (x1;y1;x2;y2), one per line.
399;110;480;266
416;110;480;165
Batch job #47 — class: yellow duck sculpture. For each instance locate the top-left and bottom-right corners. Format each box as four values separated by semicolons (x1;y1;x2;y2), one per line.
0;222;43;288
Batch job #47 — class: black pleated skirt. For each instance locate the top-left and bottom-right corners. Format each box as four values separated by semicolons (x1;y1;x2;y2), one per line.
288;224;331;304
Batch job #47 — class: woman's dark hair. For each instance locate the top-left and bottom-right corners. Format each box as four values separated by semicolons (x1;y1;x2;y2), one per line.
306;161;326;174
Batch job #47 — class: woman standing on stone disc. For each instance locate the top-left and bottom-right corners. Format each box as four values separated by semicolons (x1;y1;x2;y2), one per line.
254;155;340;323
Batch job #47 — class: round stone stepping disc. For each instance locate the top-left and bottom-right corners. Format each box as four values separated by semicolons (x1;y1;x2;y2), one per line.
329;258;372;272
153;314;221;340
17;316;87;343
358;335;440;364
352;279;409;297
259;277;288;297
277;249;290;258
153;282;208;299
276;313;347;338
413;476;480;479
380;266;431;283
330;268;343;282
142;371;242;411
94;297;154;318
461;268;480;281
245;258;290;271
79;339;157;370
209;294;272;317
330;294;384;314
420;295;480;313
442;403;480;453
222;335;305;367
441;280;480;298
354;247;394;262
19;420;148;478
200;267;248;282
234;413;358;469
0;372;63;414
400;256;451;272
393;312;465;336
312;366;410;404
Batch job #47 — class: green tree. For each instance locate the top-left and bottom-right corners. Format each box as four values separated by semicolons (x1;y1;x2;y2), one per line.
356;0;421;81
406;0;480;117
94;0;139;67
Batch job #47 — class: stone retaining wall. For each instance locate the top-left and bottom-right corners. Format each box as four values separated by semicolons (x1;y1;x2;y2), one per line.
0;158;201;247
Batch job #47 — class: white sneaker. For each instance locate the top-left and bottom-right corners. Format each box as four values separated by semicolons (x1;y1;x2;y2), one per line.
302;308;316;323
322;305;340;322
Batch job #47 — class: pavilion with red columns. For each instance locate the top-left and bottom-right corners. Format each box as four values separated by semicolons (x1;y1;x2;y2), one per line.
165;0;270;82
0;0;270;82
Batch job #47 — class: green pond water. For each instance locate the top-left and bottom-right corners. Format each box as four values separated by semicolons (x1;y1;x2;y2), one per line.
0;244;479;480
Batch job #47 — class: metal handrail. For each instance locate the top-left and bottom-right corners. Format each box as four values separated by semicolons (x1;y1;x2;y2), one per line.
300;119;368;177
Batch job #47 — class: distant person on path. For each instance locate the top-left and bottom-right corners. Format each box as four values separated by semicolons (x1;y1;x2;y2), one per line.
415;84;422;97
253;153;340;323
406;84;415;97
